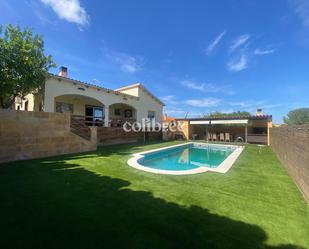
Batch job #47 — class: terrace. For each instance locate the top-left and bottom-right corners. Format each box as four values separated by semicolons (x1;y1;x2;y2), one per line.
0;141;308;249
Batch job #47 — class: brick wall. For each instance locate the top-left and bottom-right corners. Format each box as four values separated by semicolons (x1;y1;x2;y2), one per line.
270;125;309;201
0;109;96;163
97;127;162;145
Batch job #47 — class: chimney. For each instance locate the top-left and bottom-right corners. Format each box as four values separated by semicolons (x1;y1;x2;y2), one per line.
256;108;263;117
58;66;68;78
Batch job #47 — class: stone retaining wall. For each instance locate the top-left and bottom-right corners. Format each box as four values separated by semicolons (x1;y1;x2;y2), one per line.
0;109;96;163
270;125;309;201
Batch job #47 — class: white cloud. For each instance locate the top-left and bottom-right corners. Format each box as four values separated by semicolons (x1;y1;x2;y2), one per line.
290;0;309;27
120;60;139;73
205;30;226;55
164;108;187;115
41;0;89;27
162;95;175;101
230;34;250;52
181;80;235;95
164;107;202;118
184;98;221;107
164;107;187;118
228;101;253;108
118;55;141;73
100;41;143;74
181;80;208;92
254;48;276;55
227;54;248;72
106;51;142;73
161;95;178;105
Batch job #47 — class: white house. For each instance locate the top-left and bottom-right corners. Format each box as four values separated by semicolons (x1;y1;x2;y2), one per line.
15;67;164;127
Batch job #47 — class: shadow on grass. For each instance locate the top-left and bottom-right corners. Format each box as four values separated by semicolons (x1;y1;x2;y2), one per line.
97;140;174;156
0;153;304;249
40;141;170;161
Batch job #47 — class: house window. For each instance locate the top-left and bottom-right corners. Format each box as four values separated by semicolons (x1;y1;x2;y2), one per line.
124;109;133;118
148;111;156;120
56;102;73;113
85;105;104;126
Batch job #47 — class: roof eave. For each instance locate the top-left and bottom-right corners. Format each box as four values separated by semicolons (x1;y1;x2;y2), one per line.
176;115;272;121
48;73;140;100
115;82;165;106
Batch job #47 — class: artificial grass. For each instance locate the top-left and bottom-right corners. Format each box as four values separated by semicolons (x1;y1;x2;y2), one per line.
0;141;308;249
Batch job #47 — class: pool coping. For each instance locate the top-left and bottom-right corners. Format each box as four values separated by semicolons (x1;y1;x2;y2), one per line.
127;142;244;175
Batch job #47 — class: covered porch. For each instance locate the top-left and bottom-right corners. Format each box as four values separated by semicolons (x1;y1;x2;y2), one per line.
188;117;271;145
55;94;105;126
54;95;137;128
108;103;136;127
190;120;249;143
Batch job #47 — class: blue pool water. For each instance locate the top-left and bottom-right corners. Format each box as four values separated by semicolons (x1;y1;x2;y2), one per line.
138;143;235;171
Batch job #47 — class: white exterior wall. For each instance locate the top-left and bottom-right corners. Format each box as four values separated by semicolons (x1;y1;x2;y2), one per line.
117;87;139;97
15;93;43;112
137;88;163;123
44;77;163;125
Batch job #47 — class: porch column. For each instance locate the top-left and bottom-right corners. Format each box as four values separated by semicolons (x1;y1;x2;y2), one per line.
104;105;109;127
44;95;55;112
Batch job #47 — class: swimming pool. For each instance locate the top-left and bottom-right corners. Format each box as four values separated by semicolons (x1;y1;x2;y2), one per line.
128;143;244;175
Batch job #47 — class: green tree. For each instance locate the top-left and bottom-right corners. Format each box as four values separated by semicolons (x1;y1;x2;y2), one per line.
283;108;309;125
203;111;251;118
0;24;55;108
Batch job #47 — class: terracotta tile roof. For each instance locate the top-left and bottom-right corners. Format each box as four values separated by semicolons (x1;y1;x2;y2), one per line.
163;116;176;122
49;75;164;106
49;73;140;100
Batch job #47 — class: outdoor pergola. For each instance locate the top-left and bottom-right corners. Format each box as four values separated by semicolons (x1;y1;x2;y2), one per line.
190;119;249;142
177;115;272;145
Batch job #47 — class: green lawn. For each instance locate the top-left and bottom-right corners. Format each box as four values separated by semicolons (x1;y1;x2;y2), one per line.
0;141;308;249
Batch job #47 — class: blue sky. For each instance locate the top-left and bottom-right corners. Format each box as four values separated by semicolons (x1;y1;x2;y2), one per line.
1;0;309;123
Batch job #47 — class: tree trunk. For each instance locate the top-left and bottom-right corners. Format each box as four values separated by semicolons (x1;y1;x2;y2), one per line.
0;95;17;109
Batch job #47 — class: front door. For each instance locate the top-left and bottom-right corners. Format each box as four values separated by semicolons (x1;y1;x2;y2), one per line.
85;105;104;126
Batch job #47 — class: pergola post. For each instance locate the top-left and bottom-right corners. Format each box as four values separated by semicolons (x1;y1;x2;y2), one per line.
245;125;248;143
